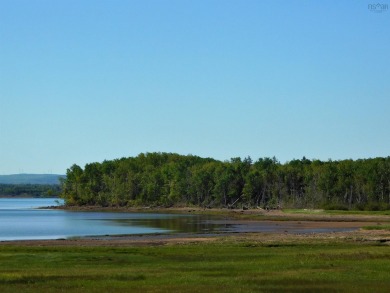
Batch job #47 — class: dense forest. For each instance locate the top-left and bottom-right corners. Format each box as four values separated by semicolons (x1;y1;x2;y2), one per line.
0;184;62;197
60;153;390;210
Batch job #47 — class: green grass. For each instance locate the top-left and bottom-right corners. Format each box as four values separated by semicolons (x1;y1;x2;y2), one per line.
0;240;390;292
325;210;390;216
283;209;390;216
363;224;390;231
282;209;325;214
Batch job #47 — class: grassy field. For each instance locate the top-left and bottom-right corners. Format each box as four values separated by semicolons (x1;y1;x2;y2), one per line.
1;238;390;293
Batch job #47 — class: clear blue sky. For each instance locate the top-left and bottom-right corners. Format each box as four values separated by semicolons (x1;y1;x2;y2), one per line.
1;0;389;174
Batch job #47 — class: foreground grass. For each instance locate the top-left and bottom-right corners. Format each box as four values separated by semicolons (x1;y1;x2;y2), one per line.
0;239;390;293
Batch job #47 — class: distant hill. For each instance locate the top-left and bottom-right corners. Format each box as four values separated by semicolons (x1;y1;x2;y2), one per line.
0;174;66;185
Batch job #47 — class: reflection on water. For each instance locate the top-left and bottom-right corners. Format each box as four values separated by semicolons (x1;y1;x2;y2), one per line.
106;215;232;233
0;198;359;241
0;198;231;240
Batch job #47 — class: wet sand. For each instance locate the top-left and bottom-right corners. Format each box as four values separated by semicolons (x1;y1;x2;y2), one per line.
1;228;389;247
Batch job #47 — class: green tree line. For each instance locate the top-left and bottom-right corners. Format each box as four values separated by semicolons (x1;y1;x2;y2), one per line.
0;184;61;197
60;153;390;210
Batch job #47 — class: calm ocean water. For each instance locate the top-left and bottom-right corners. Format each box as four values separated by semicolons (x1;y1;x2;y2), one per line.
0;198;220;241
0;198;356;241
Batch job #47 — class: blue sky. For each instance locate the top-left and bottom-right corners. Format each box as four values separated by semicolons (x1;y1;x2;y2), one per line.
1;0;389;174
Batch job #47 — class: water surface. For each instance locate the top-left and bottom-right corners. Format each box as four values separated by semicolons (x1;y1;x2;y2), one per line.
0;198;359;241
0;198;224;240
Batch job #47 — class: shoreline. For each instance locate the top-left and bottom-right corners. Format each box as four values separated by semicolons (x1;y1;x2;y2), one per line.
47;204;390;222
2;204;389;247
1;228;390;247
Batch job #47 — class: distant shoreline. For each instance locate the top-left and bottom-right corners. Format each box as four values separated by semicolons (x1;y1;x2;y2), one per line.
47;204;390;223
0;195;60;199
0;174;65;185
